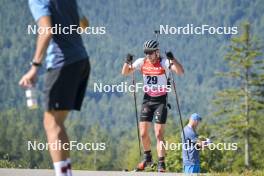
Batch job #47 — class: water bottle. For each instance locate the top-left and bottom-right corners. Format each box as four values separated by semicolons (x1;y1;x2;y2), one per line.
25;87;38;109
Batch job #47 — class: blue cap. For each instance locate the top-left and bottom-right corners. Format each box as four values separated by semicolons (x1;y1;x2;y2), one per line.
191;113;202;121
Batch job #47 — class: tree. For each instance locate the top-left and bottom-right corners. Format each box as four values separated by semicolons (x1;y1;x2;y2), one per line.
213;22;264;170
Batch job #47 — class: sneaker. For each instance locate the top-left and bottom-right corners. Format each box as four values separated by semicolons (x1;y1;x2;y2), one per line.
135;158;153;171
157;161;166;172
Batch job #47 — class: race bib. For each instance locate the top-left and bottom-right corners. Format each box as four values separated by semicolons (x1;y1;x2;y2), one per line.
141;59;168;97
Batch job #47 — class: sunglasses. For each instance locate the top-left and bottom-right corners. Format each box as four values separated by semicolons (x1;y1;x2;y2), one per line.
144;50;156;55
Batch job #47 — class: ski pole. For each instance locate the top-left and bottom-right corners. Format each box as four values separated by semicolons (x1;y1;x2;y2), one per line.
155;30;189;159
167;57;189;160
154;30;160;43
130;61;142;158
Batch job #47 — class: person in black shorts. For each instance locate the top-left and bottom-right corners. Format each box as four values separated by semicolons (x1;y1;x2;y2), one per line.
122;40;184;172
19;1;89;175
140;94;168;124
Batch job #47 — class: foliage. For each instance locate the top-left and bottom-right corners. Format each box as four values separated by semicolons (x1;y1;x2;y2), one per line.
213;22;264;171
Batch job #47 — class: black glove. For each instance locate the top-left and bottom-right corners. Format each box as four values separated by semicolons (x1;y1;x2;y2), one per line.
166;51;174;60
125;53;133;64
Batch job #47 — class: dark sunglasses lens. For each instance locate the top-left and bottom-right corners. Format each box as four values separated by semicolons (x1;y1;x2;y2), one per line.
145;51;154;55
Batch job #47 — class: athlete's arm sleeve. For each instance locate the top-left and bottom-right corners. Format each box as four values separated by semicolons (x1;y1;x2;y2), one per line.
28;0;51;22
132;58;144;70
160;58;171;75
164;59;170;70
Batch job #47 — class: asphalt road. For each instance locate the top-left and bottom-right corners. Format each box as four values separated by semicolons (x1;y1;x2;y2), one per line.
0;169;197;176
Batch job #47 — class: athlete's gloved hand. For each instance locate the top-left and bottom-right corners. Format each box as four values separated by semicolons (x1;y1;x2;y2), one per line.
166;51;174;60
125;53;133;64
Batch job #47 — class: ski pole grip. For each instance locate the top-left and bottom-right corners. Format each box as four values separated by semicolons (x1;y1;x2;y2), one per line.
166;51;174;60
126;53;134;64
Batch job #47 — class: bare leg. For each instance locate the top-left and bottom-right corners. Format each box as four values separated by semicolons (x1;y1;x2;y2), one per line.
154;123;165;157
139;122;152;152
43;110;69;162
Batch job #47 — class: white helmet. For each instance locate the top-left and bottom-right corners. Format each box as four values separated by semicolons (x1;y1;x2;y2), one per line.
143;40;159;53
